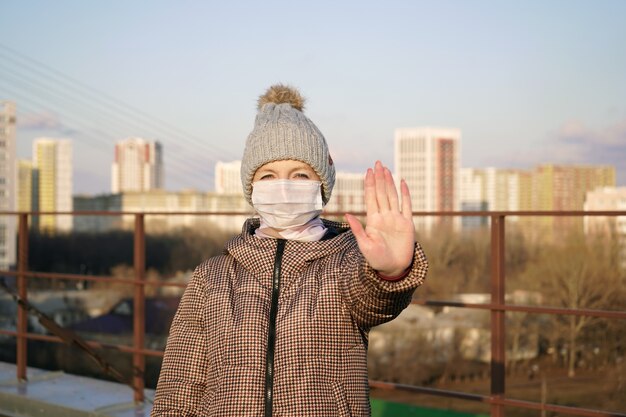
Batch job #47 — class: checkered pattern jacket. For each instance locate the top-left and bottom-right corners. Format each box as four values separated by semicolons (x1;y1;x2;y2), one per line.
151;219;428;417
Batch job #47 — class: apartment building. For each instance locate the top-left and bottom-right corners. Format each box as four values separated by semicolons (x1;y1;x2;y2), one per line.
215;160;242;195
460;168;532;229
394;127;461;232
532;164;615;238
17;159;33;212
32;138;73;233
0;101;17;268
324;171;365;217
584;186;626;267
111;138;163;193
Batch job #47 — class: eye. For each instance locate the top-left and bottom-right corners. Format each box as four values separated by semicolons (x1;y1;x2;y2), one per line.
258;173;275;180
293;172;311;179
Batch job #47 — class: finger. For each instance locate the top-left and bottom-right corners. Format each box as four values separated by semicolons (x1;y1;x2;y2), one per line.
363;168;378;215
384;166;400;212
345;213;368;243
400;179;413;220
374;161;390;212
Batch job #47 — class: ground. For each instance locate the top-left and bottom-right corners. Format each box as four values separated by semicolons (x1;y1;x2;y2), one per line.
370;366;625;417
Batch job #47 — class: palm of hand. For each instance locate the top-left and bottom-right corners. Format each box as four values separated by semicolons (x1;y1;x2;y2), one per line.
345;161;415;277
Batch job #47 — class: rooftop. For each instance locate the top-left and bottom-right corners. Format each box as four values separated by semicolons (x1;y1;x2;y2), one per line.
0;361;153;417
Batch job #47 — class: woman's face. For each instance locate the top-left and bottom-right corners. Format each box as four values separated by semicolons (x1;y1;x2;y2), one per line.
253;159;320;182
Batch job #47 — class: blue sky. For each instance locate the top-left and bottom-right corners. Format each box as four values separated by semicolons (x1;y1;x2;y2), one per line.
1;0;625;193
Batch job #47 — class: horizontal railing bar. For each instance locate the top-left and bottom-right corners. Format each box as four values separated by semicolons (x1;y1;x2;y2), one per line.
370;380;626;417
0;269;188;288
328;210;626;217
0;210;255;216
0;210;625;216
412;300;626;320
494;397;626;417
370;380;485;402
3;328;622;417
0;329;165;357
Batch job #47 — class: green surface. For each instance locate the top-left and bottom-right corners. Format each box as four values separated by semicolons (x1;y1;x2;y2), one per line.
371;399;488;417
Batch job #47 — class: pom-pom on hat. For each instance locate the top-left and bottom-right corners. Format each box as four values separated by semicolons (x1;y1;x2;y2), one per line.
240;84;335;206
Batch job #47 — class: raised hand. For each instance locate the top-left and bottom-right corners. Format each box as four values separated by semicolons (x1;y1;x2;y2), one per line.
345;161;416;277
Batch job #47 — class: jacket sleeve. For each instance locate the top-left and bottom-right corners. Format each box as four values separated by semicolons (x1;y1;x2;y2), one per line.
151;269;209;417
340;241;428;330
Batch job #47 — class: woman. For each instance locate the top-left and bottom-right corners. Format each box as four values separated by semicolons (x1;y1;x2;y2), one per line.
151;84;428;416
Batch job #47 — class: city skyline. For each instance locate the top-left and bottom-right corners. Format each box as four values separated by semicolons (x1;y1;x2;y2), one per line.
6;111;625;199
1;1;625;193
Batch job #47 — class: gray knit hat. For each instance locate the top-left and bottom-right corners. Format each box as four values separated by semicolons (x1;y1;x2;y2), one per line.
240;84;335;206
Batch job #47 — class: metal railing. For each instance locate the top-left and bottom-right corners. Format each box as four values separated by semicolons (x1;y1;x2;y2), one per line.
1;210;625;417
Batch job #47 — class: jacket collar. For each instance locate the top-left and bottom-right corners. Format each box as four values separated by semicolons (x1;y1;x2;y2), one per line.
225;218;355;279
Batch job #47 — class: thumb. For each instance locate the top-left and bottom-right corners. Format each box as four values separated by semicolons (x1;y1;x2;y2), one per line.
345;213;367;243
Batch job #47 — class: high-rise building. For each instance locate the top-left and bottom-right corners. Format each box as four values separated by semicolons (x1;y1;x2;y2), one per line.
17;159;33;212
484;168;527;212
460;168;485;206
584;187;626;268
394;127;461;232
531;164;615;238
324;172;365;216
33;138;73;233
215;160;242;194
111;138;163;193
584;187;626;233
460;168;489;229
0;101;17;268
532;164;615;212
460;167;533;229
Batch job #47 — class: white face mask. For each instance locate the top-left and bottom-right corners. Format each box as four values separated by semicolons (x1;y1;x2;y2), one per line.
251;180;323;229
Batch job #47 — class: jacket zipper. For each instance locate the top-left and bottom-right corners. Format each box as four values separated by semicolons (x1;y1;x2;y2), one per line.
264;239;286;417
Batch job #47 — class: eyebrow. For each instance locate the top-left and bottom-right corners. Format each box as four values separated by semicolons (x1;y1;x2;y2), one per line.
255;163;314;177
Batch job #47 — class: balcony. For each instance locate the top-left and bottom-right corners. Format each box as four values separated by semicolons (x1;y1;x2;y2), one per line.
0;210;625;417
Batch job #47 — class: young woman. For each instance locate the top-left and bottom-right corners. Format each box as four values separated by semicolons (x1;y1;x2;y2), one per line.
151;84;428;417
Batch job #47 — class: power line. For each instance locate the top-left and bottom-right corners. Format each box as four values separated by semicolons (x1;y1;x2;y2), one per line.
0;56;222;174
0;65;213;184
0;80;214;189
0;43;249;191
0;43;239;162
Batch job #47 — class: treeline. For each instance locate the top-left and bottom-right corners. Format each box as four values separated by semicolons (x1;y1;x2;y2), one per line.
24;223;626;382
375;224;626;384
26;227;234;277
16;222;626;411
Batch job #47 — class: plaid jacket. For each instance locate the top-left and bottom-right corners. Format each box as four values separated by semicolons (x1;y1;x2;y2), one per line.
151;219;428;417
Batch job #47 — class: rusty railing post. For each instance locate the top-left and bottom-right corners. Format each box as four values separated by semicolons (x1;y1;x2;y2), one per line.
16;213;29;381
490;214;506;417
133;213;146;402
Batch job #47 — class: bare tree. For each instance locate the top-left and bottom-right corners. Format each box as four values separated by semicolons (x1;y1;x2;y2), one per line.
523;231;624;377
418;226;491;298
